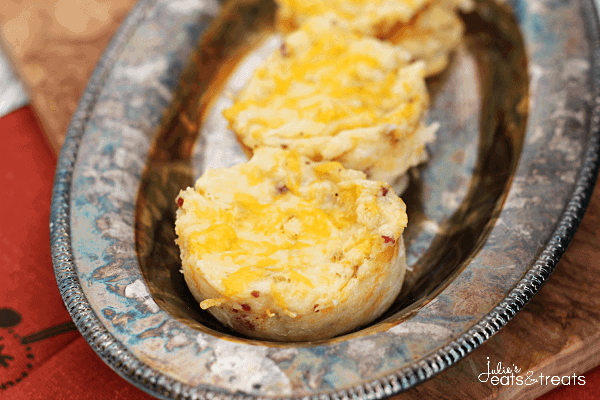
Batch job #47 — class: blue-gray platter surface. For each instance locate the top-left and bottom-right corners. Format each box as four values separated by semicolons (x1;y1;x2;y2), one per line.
51;0;600;398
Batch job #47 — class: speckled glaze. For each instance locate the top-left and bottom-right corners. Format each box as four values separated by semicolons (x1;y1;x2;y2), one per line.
51;0;600;399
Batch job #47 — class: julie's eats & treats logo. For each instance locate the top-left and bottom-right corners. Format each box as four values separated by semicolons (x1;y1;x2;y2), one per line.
478;357;586;387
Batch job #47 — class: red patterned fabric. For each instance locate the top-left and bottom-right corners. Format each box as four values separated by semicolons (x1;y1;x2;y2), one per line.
0;106;597;399
0;107;153;399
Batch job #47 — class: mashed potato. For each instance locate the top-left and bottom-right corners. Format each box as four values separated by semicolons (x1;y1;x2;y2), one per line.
175;148;408;341
275;0;473;76
276;0;432;38
223;14;437;188
387;0;472;75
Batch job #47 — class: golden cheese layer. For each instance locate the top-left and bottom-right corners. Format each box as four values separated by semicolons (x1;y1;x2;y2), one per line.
223;14;436;184
276;0;473;76
175;148;407;320
276;0;432;37
388;0;470;75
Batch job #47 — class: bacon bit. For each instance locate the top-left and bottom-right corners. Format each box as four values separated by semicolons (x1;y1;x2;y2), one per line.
381;187;389;196
276;185;289;195
232;308;238;313
281;144;288;149
280;43;289;57
382;236;395;244
313;304;320;312
241;303;252;312
251;291;260;298
177;197;184;207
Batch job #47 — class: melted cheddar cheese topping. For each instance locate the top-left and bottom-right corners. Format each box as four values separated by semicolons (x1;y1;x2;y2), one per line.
276;0;432;36
175;148;407;314
388;0;469;75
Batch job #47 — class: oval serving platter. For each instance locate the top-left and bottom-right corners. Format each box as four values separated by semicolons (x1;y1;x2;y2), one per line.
51;0;600;398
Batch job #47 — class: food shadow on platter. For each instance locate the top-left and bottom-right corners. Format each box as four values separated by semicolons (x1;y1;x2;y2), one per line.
134;0;528;343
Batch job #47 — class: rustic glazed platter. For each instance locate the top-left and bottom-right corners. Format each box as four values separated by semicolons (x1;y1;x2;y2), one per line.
51;0;600;398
